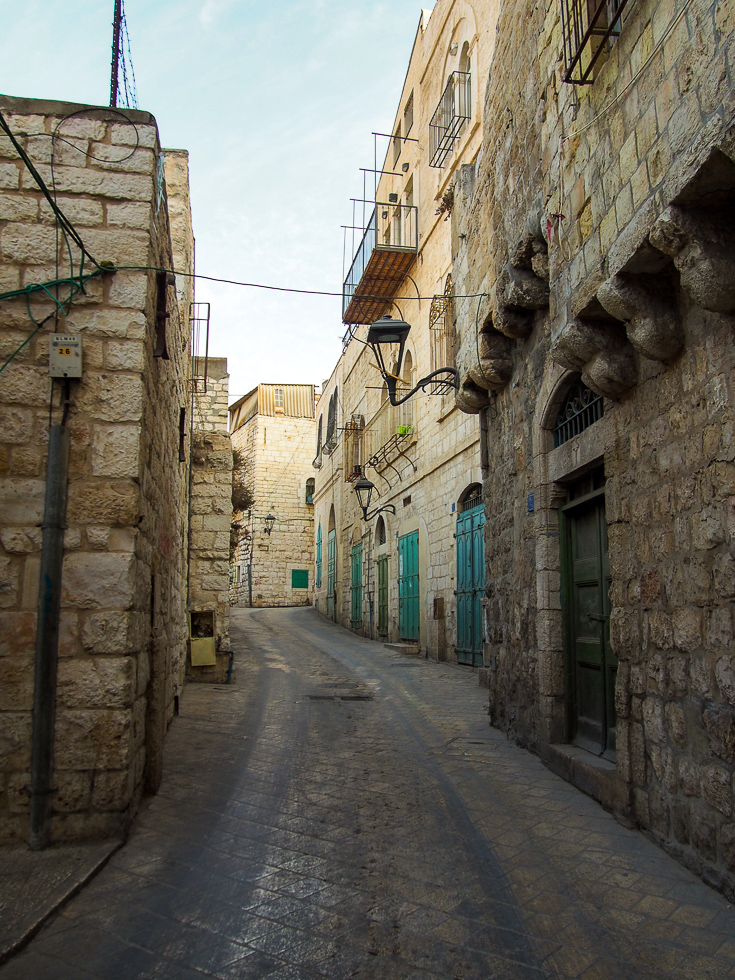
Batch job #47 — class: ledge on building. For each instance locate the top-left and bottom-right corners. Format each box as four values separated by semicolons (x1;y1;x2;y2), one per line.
542;743;632;824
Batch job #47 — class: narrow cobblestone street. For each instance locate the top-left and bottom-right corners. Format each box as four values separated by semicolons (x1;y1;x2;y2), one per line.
4;607;735;979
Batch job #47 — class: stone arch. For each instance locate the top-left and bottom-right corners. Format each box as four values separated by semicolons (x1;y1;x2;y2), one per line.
328;504;336;533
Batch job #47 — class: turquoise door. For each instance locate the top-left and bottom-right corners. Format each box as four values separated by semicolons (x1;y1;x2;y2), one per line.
327;529;336;620
398;530;419;640
350;543;363;627
456;502;485;666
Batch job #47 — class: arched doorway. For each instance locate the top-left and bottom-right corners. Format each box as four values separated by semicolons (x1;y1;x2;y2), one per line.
455;483;485;666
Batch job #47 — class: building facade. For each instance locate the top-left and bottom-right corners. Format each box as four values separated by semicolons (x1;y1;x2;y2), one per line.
0;95;196;844
448;0;735;895
229;384;315;607
312;0;498;663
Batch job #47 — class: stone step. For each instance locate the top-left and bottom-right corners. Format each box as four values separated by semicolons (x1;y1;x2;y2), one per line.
383;642;421;656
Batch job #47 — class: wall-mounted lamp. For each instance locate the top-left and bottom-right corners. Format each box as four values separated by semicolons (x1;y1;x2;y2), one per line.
401;162;410;173
366;314;459;406
353;477;396;523
388;193;399;203
450;42;458;55
264;513;276;535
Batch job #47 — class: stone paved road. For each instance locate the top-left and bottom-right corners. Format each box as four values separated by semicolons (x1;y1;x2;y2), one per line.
4;607;735;979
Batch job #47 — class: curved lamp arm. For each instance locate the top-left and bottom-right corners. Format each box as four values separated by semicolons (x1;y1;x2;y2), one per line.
385;368;459;406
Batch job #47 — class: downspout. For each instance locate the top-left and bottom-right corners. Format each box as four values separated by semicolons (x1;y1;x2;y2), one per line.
29;423;71;850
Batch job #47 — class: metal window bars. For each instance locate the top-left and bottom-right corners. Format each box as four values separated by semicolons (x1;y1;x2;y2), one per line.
189;302;210;392
429;71;471;169
561;0;631;84
553;380;604;447
429;275;455;393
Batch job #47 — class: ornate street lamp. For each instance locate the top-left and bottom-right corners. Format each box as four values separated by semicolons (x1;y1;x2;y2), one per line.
263;513;276;535
353;477;396;522
366;314;458;405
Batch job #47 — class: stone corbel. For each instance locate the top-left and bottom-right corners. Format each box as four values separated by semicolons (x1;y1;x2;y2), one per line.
649;205;735;313
550;316;636;400
597;274;683;361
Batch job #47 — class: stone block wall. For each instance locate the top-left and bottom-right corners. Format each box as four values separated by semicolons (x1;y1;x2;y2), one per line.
188;358;232;683
450;0;735;894
230;401;315;607
0;96;191;842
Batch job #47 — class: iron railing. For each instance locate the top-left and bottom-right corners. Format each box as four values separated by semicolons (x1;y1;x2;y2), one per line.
342;203;418;319
561;0;631;84
553;380;604;447
429;71;471;168
363;398;415;467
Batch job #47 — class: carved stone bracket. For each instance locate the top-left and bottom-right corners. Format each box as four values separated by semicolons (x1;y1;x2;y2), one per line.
649;205;735;313
597;273;683;362
550;316;637;400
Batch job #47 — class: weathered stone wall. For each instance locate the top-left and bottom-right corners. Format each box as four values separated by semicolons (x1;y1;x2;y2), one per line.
230;391;315;607
451;0;735;894
0;96;191;842
187;357;232;683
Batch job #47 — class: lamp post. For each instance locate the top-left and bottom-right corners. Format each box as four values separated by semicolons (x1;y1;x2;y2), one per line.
264;513;276;536
366;314;458;406
353;477;396;522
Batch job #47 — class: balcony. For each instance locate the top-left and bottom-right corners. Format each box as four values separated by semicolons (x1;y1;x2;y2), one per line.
363;398;415;475
429;71;470;169
561;0;630;84
342;203;417;325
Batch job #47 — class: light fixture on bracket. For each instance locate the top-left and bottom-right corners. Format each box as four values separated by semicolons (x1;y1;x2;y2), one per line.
366;314;459;406
263;513;276;535
401;162;409;172
353;477;396;523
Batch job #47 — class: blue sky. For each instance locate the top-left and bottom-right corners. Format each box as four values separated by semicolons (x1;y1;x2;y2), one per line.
0;0;430;401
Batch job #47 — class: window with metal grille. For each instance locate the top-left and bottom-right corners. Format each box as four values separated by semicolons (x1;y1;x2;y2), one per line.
560;0;630;84
376;515;386;545
306;478;315;505
553;379;604;447
404;92;414;137
392;123;402;166
459;484;483;513
429;71;471;168
429;274;455;390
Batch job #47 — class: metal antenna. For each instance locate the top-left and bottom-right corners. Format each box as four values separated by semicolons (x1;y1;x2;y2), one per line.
110;0;122;107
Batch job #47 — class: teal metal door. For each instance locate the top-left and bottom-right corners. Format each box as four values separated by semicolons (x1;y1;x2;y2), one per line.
456;503;485;666
350;543;363;627
377;555;388;633
327;529;336;620
398;531;419;640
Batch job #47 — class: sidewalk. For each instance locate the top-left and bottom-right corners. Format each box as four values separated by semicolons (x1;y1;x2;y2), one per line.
0;839;120;965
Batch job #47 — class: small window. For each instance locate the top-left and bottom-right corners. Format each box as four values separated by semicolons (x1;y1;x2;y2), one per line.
392;123;402;166
459;484;483;513
292;569;308;589
553;379;604;447
376;515;387;545
274;387;284;413
306;478;315;505
403;92;414;137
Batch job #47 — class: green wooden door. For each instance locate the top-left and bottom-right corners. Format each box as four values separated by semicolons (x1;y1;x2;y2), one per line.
456;503;485;666
327;529;336;620
350;543;363;627
377;555;388;633
561;488;616;758
398;530;419;640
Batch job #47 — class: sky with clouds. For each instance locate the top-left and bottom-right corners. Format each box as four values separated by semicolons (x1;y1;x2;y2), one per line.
0;0;432;402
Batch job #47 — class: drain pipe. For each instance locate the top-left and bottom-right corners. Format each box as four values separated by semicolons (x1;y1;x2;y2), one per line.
29;423;70;850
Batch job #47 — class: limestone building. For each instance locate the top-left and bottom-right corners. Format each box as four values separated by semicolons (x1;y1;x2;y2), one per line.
0;95;202;844
446;0;735;895
312;0;498;663
229;384;315;607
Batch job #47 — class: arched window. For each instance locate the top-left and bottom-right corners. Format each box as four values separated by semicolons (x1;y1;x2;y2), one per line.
553;378;603;448
459;483;483;512
376;515;387;545
325;387;338;452
306;478;315;505
316;415;323;455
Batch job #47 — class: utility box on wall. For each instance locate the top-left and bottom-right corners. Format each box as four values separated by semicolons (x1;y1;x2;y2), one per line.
189;610;216;666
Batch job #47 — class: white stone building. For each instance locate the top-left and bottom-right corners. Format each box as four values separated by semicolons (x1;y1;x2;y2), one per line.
229;384;316;607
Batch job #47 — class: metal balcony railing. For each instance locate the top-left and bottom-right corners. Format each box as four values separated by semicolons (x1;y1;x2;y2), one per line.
429;71;471;169
561;0;630;84
342;203;418;325
363;398;415;472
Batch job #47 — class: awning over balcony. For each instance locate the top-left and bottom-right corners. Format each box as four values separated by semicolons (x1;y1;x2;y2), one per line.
342;203;417;325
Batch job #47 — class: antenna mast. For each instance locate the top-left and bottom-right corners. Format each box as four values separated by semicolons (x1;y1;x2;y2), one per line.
110;0;122;107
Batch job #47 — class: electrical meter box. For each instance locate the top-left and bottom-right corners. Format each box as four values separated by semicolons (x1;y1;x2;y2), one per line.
49;333;82;378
